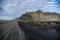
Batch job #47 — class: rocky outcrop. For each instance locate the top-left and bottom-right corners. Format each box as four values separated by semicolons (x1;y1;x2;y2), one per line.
19;10;60;21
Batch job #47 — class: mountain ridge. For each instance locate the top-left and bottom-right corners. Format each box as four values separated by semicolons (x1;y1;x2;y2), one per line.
18;10;60;21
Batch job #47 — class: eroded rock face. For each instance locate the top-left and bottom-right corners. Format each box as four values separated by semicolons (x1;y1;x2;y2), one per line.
31;12;59;21
19;10;60;21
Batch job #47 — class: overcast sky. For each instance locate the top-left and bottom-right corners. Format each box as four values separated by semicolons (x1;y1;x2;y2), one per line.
2;0;60;14
0;0;60;20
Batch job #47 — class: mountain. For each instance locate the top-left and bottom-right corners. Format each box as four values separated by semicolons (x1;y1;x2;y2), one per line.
18;10;60;22
18;10;60;40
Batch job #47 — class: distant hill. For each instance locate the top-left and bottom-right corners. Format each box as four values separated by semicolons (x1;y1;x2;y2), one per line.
18;10;60;22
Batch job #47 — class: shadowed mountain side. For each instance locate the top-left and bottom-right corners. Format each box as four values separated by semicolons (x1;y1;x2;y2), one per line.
18;22;60;40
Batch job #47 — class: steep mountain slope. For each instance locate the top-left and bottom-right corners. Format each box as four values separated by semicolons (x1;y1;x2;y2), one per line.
18;10;60;21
